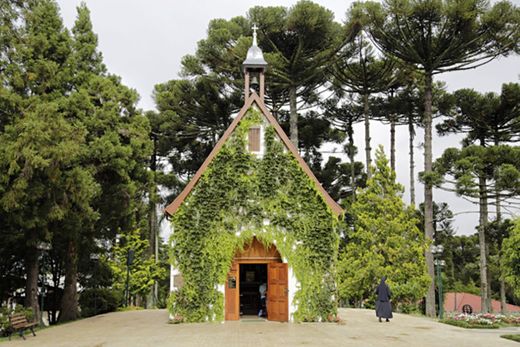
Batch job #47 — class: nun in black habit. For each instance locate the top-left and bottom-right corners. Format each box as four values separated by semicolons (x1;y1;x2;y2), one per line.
375;276;393;322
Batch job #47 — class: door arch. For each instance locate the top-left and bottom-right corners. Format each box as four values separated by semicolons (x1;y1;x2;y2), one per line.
225;238;288;321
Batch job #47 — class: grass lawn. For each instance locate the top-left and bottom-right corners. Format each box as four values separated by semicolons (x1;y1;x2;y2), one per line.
502;334;520;343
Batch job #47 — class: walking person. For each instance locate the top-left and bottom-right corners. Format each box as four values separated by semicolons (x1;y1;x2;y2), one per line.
258;282;267;317
375;276;393;322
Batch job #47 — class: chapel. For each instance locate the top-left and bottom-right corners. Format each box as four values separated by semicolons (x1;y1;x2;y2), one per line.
165;26;342;322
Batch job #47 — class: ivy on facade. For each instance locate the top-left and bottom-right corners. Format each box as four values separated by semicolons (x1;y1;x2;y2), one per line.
169;108;339;322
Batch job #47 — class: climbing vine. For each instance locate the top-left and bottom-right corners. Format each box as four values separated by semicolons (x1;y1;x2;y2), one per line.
169;108;339;322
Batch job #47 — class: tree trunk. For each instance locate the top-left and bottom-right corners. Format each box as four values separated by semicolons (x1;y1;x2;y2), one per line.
478;173;490;313
390;117;396;172
423;73;436;318
24;233;40;323
363;93;371;178
497;194;507;314
347;120;356;202
289;86;298;147
59;239;79;322
408;115;416;205
147;134;158;308
492;137;507;314
500;278;507;314
485;239;492;312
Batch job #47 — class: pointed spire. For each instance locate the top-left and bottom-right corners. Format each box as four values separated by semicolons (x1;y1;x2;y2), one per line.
252;24;259;46
243;24;267;71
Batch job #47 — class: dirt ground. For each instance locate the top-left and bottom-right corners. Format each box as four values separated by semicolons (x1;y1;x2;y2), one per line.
3;308;519;347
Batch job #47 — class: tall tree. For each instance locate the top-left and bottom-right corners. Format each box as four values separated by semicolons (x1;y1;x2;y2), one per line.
0;0;85;321
437;84;520;312
337;147;429;307
360;0;520;316
322;96;365;202
54;3;152;321
434;144;520;312
250;1;345;146
332;27;395;177
502;219;520;301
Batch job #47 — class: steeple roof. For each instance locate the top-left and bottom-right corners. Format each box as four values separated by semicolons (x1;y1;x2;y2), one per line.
242;24;267;70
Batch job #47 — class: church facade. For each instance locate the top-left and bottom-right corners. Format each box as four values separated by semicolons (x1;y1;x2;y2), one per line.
165;30;342;323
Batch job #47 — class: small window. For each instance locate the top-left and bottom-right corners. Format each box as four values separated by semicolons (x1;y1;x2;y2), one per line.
248;127;261;152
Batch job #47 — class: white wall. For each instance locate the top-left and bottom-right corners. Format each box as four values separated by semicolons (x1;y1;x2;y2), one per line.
288;264;299;322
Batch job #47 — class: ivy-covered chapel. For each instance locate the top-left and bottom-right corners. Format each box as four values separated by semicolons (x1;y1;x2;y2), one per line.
165;27;342;323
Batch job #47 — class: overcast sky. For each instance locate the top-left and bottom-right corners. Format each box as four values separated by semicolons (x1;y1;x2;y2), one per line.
56;0;520;236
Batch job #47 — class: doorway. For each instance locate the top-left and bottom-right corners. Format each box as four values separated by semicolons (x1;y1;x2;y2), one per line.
225;238;288;322
239;264;267;317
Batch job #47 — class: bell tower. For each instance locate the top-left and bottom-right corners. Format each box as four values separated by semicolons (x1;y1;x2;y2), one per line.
243;24;268;103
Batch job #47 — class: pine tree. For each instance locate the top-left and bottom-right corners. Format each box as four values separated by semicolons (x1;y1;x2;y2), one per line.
337;146;429;307
0;0;91;322
359;0;520;315
54;2;152;321
502;220;520;300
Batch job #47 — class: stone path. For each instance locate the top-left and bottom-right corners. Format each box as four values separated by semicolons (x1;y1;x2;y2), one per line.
3;308;519;346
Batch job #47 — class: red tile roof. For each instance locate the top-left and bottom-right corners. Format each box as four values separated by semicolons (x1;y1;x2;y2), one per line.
444;292;520;313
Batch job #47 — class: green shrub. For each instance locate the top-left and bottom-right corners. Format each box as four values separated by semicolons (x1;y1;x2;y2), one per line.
79;288;121;317
0;308;9;335
116;305;144;312
0;305;34;336
396;302;421;314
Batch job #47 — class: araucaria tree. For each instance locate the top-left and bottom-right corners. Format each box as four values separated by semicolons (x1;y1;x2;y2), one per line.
332;20;395;177
250;1;345;146
437;84;520;312
434;145;520;313
337;147;429;308
359;0;520;316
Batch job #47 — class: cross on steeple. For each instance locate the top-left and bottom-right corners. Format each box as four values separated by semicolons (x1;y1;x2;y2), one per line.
243;23;267;103
252;24;259;46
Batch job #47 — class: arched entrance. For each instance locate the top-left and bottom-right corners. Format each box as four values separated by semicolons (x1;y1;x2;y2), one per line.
225;238;288;322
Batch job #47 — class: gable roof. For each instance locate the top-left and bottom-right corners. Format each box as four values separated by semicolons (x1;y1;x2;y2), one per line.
164;92;343;217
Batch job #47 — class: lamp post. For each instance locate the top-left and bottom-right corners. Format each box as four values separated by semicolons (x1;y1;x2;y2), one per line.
125;249;134;307
90;253;100;315
430;244;445;319
36;241;52;326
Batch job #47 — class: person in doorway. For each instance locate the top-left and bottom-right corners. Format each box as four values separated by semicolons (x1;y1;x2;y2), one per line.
258;282;267;317
375;276;393;322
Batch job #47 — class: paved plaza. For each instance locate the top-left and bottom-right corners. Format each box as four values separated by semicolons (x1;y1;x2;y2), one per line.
3;308;519;347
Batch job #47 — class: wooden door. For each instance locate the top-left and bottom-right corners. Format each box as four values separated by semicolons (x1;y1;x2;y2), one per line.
267;262;288;322
225;262;239;320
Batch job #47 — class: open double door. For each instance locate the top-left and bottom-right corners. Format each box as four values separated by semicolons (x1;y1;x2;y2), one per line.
225;262;288;322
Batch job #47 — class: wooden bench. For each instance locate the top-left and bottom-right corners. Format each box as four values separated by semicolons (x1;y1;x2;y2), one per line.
8;313;37;340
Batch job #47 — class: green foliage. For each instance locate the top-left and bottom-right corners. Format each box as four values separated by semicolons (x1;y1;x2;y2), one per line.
501;334;520;342
109;229;166;301
502;219;520;299
440;319;499;329
337;147;429;306
79;288;121;317
359;0;520;74
0;305;34;334
169;109;339;322
434;145;520;199
437;84;520;145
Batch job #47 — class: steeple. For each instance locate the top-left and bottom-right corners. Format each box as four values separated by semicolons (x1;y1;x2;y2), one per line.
243;24;268;103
